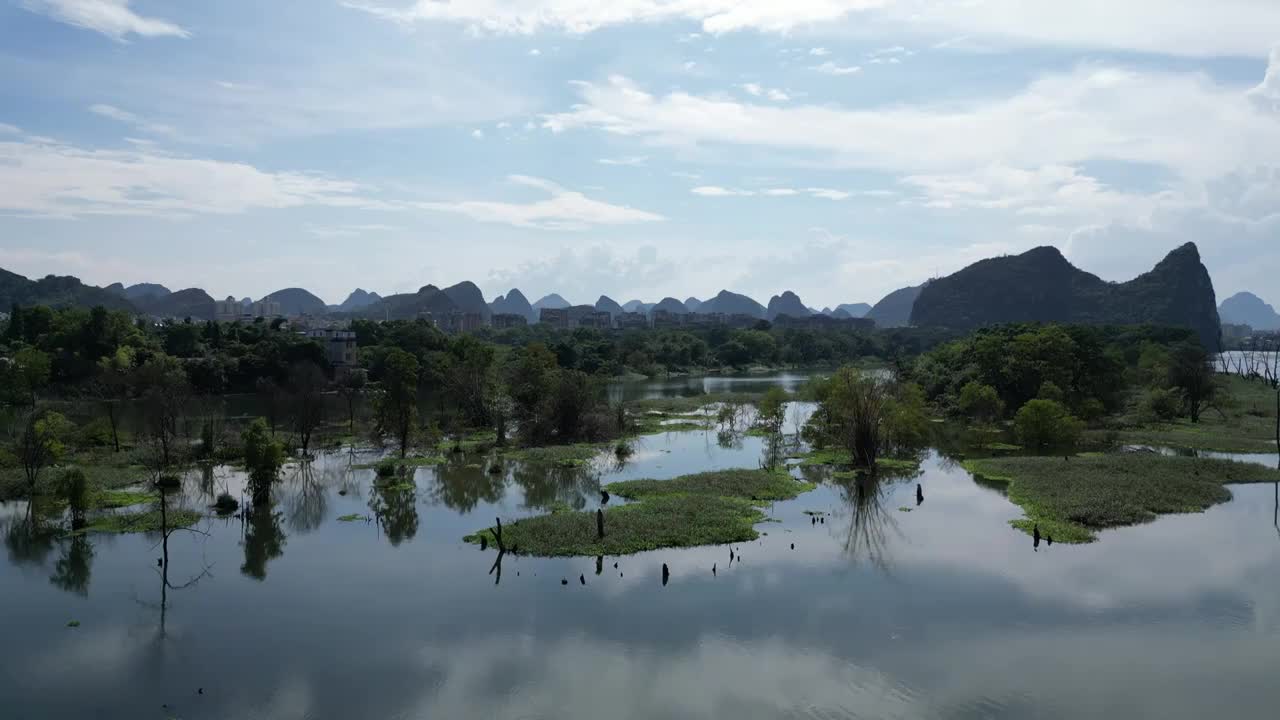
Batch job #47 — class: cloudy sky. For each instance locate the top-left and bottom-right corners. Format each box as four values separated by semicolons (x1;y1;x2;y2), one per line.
1;0;1277;308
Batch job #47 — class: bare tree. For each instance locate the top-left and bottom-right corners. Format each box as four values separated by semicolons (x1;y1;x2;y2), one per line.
288;360;327;457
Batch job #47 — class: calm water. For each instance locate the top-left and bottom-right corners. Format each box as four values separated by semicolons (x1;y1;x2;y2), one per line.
5;375;1280;719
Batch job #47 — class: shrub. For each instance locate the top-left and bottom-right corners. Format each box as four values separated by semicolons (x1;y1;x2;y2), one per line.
59;468;91;516
1037;381;1065;403
77;418;116;448
214;492;239;514
957;381;1003;423
1015;399;1084;451
1141;388;1181;422
375;458;401;478
242;418;284;504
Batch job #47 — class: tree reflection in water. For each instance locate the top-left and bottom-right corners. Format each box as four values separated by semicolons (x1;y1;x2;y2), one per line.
510;462;596;513
369;476;419;546
241;503;286;580
3;514;58;567
283;461;329;534
832;470;906;572
429;461;505;513
49;534;93;596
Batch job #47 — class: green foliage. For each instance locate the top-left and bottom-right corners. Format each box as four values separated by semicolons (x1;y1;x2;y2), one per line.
81;508;202;535
803;367;925;467
964;454;1280;542
755;387;788;433
957;381;1003;423
58;468;90;517
374;348;420;458
1014;399;1083;451
1167;341;1215;422
1141;387;1182;422
464;468;815;556
242;418;284;503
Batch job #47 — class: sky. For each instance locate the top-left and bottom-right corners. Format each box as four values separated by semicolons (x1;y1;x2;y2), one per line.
0;0;1277;309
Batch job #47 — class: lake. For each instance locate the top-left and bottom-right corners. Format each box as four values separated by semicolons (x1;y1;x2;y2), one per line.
4;373;1280;719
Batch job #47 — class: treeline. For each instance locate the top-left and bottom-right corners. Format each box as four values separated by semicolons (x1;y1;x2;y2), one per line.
908;323;1216;448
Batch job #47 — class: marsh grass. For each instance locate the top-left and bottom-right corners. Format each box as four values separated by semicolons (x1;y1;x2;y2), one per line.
963;454;1280;543
463;468;816;556
80;508;202;535
501;444;603;468
1106;376;1279;453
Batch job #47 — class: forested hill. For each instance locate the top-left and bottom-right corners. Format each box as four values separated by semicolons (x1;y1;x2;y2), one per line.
909;243;1222;350
0;268;136;312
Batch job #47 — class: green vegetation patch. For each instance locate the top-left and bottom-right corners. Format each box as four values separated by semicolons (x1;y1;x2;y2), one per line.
94;490;153;509
799;449;923;476
502;444;603;468
963;454;1280;543
1109;376;1279;453
80;508;202;535
438;429;499;454
608;468;816;503
337;514;367;522
633;417;712;435
355;455;444;471
464;468;815;556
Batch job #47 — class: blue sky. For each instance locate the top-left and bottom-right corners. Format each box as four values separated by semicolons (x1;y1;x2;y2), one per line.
1;0;1277;308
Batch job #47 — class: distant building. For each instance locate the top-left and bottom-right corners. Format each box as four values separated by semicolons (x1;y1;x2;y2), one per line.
425;311;484;334
651;309;685;328
539;305;601;330
492;313;528;329
538;307;571;329
617;312;649;330
577;311;614;329
216;297;282;322
305;329;359;367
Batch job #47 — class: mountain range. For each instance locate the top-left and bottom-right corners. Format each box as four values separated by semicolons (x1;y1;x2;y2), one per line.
0;242;1236;346
1218;292;1280;331
910;243;1222;350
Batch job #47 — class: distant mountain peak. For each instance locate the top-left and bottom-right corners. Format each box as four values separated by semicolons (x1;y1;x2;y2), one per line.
911;243;1221;349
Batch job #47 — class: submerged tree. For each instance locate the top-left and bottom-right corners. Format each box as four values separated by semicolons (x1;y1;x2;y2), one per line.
337;368;368;436
15;410;72;503
374;349;420;458
805;367;929;469
957;381;1003;424
135;355;191;475
288;360;327;457
1014;399;1084;451
94;346;136;453
756;387;788;434
243;418;285;505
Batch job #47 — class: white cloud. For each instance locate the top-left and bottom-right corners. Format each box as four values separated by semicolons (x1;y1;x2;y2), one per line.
0;136;383;219
598;156;648;166
544;67;1280;184
488;244;681;302
304;223;401;238
682;61;698;72
738;83;790;101
0;123;20;135
344;1;1280;58
811;62;862;75
1248;45;1280;110
471;129;485;139
89;104;176;137
692;186;861;200
809;47;830;56
344;0;892;36
23;0;189;40
420;175;664;229
528;48;542;56
691;186;755;197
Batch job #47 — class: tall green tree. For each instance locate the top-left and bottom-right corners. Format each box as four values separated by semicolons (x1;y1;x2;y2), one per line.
243;418;284;504
15;410;72;502
374;349;420;458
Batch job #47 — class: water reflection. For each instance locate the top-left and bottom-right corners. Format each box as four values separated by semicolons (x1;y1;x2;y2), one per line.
428;462;505;513
49;534;93;596
3;514;58;567
241;504;286;580
833;471;904;571
369;477;418;546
